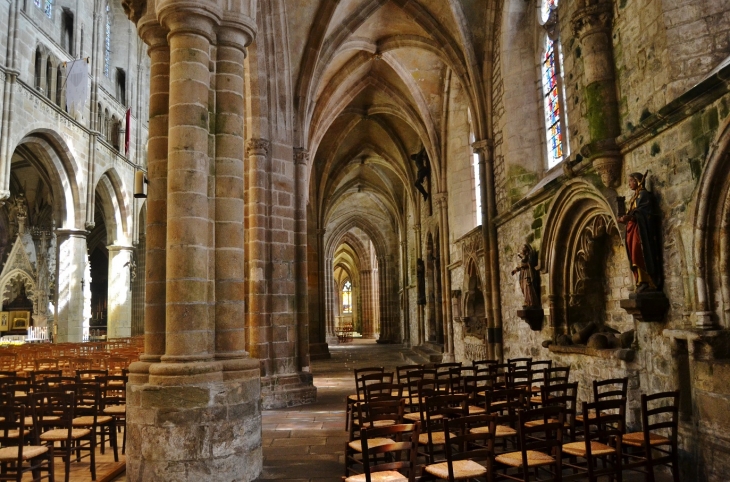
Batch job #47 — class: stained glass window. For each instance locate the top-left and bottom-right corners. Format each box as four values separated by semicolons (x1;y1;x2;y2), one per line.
542;0;558;23
104;3;112;77
342;281;352;314
34;0;40;8
44;0;52;18
543;37;564;167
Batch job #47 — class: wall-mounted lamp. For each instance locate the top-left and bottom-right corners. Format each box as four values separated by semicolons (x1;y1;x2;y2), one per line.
134;171;148;199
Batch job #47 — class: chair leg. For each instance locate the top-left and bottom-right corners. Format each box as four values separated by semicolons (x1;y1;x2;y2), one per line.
48;445;55;482
90;436;96;481
64;443;72;482
110;420;119;462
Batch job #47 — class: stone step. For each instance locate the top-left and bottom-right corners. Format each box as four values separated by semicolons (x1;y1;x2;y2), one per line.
400;343;444;365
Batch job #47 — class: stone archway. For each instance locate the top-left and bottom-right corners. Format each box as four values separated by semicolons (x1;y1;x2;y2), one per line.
693;116;730;328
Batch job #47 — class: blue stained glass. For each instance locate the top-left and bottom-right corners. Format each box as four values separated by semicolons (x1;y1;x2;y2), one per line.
104;4;111;77
543;37;563;167
44;0;52;17
34;0;41;7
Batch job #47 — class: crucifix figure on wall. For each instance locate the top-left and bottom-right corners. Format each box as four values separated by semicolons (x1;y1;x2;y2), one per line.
412;147;430;201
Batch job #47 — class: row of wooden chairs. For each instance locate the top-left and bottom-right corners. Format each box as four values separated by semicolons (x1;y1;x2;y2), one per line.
347;390;680;482
1;372;128;482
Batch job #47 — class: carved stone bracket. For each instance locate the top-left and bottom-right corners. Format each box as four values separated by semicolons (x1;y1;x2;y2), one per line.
620;291;670;322
293;148;309;165
517;308;544;331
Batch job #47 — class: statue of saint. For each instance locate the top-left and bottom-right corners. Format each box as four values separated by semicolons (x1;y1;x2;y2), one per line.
512;244;540;308
618;172;662;292
411;147;430;201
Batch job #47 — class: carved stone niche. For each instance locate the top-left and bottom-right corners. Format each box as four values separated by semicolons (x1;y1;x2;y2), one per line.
620;291;670;322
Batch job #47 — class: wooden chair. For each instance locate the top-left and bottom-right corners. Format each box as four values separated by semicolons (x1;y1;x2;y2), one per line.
363;381;403;403
528;382;578;442
345;399;406;478
464;374;491;415
473;359;497;374
0;403;55;482
623;391;680;482
480;388;522;453
346;367;385;431
34;358;60;371
403;375;438;423
72;382;119;461
101;375;128;454
345;422;421;482
35;390;96;482
575;377;627;425
424;414;496;482
494;406;565;481
421;394;468;464
562;398;625;482
530;367;570;405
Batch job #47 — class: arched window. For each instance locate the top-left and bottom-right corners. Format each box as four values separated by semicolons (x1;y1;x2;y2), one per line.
104;3;112;77
34;48;42;91
35;0;52;17
468;109;483;227
541;0;569;169
342;280;352;314
45;56;53;101
56;65;63;108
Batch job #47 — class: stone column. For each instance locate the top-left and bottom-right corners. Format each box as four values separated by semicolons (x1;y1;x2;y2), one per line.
106;245;133;339
435;194;455;361
360;269;374;338
214;23;250;363
293;148;310;371
160;9;215;362
571;1;622;187
54;230;88;343
473;139;503;361
324;255;338;344
125;4;262;481
400;239;410;347
413;223;424;345
245;137;271;366
139;20;169;363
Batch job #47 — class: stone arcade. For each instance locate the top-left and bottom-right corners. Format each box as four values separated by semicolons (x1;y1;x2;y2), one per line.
2;0;730;480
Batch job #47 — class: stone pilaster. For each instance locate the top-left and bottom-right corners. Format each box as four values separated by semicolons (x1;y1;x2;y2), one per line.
571;1;622;187
214;23;250;363
106;245;133;339
324;255;338;344
245;137;271;365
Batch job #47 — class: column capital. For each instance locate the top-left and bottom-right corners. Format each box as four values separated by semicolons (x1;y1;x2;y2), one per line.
293;148;310;165
571;1;613;38
246;138;270;157
157;2;220;42
471;139;493;155
218;8;257;49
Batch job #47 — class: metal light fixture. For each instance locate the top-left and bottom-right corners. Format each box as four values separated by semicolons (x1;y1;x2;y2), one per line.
134;170;148;198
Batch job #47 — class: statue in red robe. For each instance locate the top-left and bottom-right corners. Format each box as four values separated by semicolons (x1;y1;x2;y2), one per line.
618;173;662;293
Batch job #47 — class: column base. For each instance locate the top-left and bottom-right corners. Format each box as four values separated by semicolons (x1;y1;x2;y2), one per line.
261;372;317;409
126;359;262;482
309;342;332;360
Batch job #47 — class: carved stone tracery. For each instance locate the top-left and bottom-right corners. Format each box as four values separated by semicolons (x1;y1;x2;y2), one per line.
571;213;617;304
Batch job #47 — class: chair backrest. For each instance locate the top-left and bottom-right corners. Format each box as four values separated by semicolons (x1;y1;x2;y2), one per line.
357;399;405;429
396;364;423;383
488;362;515;378
542;382;578;437
0;404;37;456
509;368;533;391
582;398;626;455
472;359;497;372
76;369;109;382
507;357;532;370
463;373;491;404
364;381;403;403
38;375;78;392
485;388;525;428
30;369;62;385
358;372;394;400
32;390;75;432
442;414;496;482
435;362;462;372
641;391;679;446
546;366;570;386
518;406;565;467
359;422;421;482
101;375;128;407
593;377;628;402
35;358;59;370
436;367;462;395
530;360;553;373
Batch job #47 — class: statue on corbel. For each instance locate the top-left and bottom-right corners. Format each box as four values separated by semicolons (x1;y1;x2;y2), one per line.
411;147;430;201
617;172;669;322
512;244;544;330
